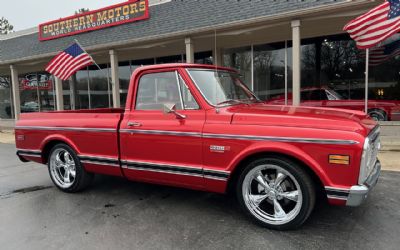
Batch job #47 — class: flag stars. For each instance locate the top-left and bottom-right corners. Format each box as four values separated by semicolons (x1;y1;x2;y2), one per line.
388;0;400;19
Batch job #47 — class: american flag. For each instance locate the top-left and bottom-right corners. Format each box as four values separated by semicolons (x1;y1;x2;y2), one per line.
359;38;400;65
45;42;94;80
344;0;400;49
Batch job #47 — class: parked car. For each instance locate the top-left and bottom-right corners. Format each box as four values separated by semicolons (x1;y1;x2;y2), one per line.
21;101;40;113
266;87;400;121
15;64;381;230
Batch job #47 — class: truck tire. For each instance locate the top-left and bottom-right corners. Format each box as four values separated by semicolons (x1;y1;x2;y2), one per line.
368;109;387;121
48;143;94;193
236;157;315;230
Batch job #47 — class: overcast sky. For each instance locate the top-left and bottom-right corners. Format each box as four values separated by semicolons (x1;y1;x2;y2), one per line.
1;0;125;31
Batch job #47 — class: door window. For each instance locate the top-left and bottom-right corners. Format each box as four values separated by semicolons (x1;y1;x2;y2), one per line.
136;71;199;111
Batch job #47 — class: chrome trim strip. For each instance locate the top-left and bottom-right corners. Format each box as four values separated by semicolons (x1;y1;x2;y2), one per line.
327;195;348;200
120;129;358;145
120;129;201;137
15;126;116;133
16;148;41;154
122;159;229;180
80;160;120;167
78;154;120;167
127;166;204;178
203;133;359;145
18;153;42;158
78;155;119;162
204;175;229;181
121;160;203;170
325;186;351;193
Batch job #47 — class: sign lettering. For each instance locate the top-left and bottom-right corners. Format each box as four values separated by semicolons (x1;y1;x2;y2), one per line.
39;0;149;41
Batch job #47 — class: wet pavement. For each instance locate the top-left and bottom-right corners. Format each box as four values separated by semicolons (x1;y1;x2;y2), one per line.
1;143;399;250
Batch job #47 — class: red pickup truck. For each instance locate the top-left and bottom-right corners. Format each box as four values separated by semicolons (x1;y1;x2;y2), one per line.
15;64;381;230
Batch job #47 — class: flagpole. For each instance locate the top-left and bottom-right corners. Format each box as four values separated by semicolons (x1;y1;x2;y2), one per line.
365;48;369;114
74;39;112;107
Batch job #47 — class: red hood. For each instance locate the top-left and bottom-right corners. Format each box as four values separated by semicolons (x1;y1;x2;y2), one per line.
228;103;377;136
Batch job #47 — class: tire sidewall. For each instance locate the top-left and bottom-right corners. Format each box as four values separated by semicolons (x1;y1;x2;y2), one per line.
368;109;387;121
48;143;86;193
236;157;315;230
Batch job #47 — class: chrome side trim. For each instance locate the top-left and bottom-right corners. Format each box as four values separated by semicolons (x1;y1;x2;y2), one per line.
120;129;358;145
18;153;42;158
120;129;202;137
16;148;41;154
78;155;120;167
80;160;120;167
77;155;119;162
325;186;351;193
15;126;116;133
203;133;359;145
327;195;348;201
129;167;204;178
122;159;229;181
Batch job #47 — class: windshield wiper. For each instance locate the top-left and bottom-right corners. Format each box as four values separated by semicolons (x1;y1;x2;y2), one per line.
216;99;248;107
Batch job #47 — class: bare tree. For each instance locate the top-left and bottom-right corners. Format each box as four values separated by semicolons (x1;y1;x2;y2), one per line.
75;8;90;15
0;17;14;35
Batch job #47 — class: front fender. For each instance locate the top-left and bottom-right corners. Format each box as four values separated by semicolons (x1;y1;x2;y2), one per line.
226;141;332;186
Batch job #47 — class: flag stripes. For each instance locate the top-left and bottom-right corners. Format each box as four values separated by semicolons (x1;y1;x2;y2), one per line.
344;1;400;49
45;43;94;80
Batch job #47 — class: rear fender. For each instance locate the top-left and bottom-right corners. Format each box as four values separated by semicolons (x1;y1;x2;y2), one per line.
40;134;81;163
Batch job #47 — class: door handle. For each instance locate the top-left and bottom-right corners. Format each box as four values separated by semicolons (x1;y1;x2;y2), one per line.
127;122;142;127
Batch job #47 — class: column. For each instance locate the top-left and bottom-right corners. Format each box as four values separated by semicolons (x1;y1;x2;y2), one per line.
10;65;20;120
110;49;121;108
291;20;301;106
69;76;77;110
213;47;223;66
55;77;64;111
185;37;194;63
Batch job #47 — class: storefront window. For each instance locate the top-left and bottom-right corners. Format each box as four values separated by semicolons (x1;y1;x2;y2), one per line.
194;51;213;65
75;69;90;109
223;46;252;89
368;41;400;121
19;72;55;113
156;55;184;64
88;64;112;108
253;42;292;101
0;75;13;119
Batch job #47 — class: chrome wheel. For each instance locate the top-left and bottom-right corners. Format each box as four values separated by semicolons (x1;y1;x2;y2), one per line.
49;148;76;189
242;164;303;226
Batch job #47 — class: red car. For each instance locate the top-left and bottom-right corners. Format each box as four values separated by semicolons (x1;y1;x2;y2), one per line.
266;87;400;121
15;64;381;230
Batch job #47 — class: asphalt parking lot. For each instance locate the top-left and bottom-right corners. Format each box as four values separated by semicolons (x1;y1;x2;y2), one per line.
1;143;400;250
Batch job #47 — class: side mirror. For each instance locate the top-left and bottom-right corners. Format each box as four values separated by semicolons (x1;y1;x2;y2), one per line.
163;104;186;120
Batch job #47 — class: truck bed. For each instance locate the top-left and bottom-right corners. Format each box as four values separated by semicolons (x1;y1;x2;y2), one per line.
15;108;124;177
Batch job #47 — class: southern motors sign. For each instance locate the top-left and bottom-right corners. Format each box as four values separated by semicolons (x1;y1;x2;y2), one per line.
39;0;149;41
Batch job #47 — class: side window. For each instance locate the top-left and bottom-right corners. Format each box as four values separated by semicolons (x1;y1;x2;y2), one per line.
136;72;182;111
309;90;322;100
178;75;200;110
301;90;311;101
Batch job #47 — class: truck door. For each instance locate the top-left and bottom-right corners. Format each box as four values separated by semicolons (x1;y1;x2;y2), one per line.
120;69;205;189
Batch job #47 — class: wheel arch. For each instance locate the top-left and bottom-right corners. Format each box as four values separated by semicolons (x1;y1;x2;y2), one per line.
40;135;80;164
226;145;328;195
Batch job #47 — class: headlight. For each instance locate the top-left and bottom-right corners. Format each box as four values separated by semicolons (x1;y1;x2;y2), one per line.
359;127;380;184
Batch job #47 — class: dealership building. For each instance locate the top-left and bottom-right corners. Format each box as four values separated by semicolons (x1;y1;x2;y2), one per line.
1;0;399;126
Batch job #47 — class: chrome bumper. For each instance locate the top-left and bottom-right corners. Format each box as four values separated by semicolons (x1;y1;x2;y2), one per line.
346;160;381;206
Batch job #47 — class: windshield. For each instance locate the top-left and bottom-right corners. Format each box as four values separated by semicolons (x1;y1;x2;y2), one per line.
187;69;258;106
326;88;344;100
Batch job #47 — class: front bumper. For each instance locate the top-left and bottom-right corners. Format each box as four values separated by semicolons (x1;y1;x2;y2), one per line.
346;160;381;206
